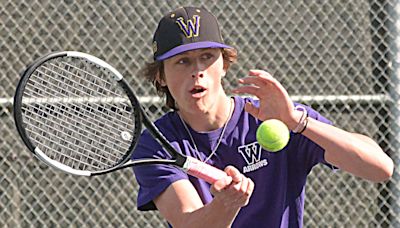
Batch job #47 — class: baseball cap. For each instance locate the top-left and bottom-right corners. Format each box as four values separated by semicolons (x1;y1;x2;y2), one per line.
152;6;232;61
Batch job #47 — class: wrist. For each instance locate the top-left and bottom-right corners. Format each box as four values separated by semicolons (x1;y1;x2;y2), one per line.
210;196;241;220
287;110;302;130
289;106;309;134
212;195;240;209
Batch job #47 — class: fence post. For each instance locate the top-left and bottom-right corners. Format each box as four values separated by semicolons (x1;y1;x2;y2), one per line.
389;2;400;227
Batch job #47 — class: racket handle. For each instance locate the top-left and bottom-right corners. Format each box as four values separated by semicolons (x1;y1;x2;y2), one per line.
183;157;228;184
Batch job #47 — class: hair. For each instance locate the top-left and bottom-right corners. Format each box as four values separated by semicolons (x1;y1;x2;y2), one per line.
140;48;238;110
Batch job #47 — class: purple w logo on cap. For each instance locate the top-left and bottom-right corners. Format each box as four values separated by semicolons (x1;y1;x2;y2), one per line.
176;15;200;38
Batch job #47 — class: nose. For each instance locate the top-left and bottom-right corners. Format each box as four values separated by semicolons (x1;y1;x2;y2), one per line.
191;73;204;78
191;60;205;78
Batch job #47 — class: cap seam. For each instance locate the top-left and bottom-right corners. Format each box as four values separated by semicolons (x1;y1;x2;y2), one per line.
181;7;194;44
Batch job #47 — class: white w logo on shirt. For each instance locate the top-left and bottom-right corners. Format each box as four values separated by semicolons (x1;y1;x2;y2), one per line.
238;142;261;165
238;142;268;173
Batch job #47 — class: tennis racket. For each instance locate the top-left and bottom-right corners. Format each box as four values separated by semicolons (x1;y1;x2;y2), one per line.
13;51;227;183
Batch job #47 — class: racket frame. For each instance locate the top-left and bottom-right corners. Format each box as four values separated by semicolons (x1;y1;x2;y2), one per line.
14;51;144;176
14;51;227;183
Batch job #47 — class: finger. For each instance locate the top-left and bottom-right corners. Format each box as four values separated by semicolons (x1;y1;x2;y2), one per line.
249;69;274;79
237;74;276;91
224;166;242;183
244;102;260;119
249;70;275;84
232;85;262;97
246;178;255;197
240;177;250;193
238;76;273;87
239;178;253;206
210;176;232;194
228;178;252;207
238;177;254;204
244;177;254;196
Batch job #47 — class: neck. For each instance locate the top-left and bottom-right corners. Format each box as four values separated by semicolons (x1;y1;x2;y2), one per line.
178;96;234;132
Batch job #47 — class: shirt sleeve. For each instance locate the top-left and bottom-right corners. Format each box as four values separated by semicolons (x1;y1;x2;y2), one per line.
131;130;189;211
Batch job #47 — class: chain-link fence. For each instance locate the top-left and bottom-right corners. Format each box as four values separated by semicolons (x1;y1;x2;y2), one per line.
1;0;399;227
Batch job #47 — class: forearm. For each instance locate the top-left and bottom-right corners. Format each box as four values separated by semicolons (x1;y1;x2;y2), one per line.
177;198;240;228
156;170;253;228
302;117;393;182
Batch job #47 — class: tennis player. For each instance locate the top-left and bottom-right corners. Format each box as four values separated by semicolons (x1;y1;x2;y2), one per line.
132;6;394;227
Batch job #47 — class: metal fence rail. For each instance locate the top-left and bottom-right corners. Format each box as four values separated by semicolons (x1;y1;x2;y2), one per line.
1;0;399;227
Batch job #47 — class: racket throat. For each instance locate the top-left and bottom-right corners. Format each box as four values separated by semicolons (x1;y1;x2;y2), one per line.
175;154;189;168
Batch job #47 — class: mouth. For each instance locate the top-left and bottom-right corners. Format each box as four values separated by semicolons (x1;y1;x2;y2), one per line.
189;85;207;97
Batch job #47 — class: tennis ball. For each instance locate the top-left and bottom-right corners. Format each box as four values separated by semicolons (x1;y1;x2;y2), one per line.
256;119;290;152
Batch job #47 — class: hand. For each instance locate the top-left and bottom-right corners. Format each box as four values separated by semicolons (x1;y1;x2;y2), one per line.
210;166;254;209
232;69;298;129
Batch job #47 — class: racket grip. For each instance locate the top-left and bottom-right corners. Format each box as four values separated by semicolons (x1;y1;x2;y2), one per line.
183;157;228;184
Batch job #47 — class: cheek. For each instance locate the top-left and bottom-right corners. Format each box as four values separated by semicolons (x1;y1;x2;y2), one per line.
209;59;226;81
164;77;180;97
163;70;186;97
163;66;180;86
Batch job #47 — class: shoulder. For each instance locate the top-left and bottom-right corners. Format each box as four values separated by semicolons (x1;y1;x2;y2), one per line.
132;111;182;159
154;111;180;129
141;111;183;140
232;96;260;116
233;96;331;126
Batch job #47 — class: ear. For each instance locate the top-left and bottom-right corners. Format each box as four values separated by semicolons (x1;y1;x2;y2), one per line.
221;68;227;77
222;58;230;77
155;71;167;86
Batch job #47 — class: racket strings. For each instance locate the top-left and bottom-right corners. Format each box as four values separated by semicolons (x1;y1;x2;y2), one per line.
27;128;111;168
33;62;122;103
24;65;132;143
51;61;117;96
23;112;124;162
21;57;137;171
22;101;131;167
22;89;131;142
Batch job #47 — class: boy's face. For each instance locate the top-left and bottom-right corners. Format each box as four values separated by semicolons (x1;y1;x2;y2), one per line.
161;48;226;113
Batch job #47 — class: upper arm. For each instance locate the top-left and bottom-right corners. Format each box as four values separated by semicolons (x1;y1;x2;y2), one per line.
324;132;380;166
154;179;205;227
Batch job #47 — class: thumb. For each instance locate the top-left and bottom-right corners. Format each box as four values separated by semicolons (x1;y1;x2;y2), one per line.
224;166;242;183
244;102;259;119
210;175;232;194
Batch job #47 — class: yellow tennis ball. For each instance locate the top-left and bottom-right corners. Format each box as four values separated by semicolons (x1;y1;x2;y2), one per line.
256;119;290;152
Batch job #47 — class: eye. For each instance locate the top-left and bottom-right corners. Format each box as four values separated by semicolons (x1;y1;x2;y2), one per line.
176;57;189;65
201;53;214;60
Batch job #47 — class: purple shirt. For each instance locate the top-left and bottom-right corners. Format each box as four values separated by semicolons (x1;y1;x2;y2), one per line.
132;96;333;227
